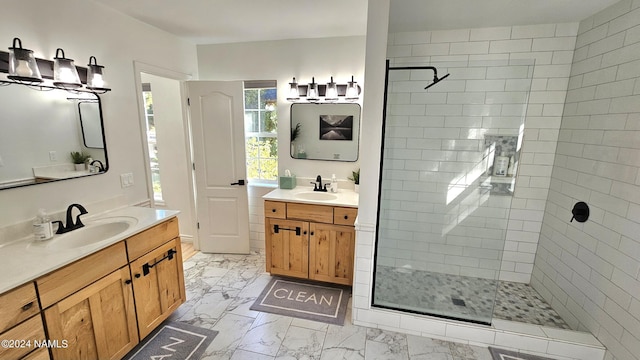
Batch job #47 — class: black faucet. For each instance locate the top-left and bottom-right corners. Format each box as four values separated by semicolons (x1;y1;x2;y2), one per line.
310;175;328;192
53;203;88;234
90;159;105;172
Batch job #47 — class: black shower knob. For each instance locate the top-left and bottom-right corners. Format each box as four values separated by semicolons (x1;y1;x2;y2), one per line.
571;202;589;223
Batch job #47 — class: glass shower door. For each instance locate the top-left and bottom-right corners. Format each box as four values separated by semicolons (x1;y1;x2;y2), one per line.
372;60;533;325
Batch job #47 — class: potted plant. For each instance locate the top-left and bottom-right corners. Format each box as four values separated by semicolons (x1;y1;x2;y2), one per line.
291;122;301;156
70;151;91;171
349;168;360;193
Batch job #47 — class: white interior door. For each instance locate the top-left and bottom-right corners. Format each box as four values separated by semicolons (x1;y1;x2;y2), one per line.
187;81;250;254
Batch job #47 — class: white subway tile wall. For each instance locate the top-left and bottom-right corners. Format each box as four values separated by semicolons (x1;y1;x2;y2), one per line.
384;23;577;283
532;1;640;359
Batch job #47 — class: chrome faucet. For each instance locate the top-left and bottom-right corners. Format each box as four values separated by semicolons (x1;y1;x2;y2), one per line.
310;175;328;192
53;203;88;234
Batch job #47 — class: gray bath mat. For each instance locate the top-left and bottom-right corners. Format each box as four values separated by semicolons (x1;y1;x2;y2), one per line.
125;321;218;360
489;347;557;360
250;277;350;325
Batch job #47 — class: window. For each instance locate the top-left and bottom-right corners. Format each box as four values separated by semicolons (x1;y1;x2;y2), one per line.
244;81;277;183
142;83;163;202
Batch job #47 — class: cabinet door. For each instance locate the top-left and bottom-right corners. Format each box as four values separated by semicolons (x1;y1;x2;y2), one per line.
309;223;355;286
265;218;309;279
44;266;138;360
130;238;186;339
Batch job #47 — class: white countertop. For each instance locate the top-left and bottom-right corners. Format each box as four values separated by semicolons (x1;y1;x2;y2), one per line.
263;186;359;208
0;206;179;295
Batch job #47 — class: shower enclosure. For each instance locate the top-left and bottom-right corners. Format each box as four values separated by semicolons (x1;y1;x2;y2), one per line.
373;59;534;325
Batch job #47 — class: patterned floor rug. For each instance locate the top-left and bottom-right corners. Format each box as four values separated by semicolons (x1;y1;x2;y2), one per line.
250;277;350;325
125;321;218;360
489;347;557;360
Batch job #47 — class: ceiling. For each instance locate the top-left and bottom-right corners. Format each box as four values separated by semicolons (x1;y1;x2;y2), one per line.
92;0;621;45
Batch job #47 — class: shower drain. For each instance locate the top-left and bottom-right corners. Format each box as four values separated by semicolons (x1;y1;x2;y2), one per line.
451;297;467;307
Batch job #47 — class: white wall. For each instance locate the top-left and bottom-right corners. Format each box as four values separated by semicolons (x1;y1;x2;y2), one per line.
197;37;366;251
0;0;198;226
532;1;640;359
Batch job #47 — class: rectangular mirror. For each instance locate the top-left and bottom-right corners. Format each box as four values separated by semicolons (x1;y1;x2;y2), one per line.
0;80;108;190
290;103;360;161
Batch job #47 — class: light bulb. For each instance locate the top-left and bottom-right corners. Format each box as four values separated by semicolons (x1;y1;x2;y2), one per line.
15;60;33;77
59;67;76;83
90;73;104;88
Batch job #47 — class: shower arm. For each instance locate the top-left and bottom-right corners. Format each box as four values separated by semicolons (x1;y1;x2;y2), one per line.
387;64;450;90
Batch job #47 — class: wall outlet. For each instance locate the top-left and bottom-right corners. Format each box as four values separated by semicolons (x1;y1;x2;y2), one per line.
120;173;134;188
49;151;57;161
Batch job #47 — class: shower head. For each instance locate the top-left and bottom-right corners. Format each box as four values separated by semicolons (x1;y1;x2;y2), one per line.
424;73;450;90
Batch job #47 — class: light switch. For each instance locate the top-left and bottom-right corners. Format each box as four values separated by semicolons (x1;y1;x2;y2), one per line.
49;151;57;161
0;155;4;167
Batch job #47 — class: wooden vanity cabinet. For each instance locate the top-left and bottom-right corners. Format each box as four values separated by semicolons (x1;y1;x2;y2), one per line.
129;237;185;339
43;266;138;360
0;283;47;360
265;200;356;285
31;216;185;360
266;218;309;279
308;223;355;286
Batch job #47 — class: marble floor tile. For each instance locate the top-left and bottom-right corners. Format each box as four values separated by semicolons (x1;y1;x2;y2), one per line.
168;250;567;360
406;335;454;360
237;312;293;356
276;326;326;360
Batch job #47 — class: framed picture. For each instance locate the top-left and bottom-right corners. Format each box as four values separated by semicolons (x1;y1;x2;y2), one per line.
319;115;353;140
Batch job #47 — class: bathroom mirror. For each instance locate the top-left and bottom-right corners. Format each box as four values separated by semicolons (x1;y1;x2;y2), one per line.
0;80;108;190
78;101;104;149
290;103;360;161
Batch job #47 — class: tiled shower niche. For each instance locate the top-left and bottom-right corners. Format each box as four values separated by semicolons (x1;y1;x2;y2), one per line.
483;134;520;195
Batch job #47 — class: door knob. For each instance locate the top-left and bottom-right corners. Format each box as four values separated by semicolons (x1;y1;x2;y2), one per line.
230;179;245;186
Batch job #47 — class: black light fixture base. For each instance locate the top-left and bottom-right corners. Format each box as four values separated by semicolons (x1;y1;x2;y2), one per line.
7;75;43;84
53;81;82;89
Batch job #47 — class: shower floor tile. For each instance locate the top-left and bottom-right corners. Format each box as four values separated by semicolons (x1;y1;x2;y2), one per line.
374;265;570;329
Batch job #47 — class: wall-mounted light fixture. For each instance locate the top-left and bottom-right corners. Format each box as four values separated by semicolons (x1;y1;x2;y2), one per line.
286;77;300;101
7;38;42;83
345;76;359;102
324;76;338;102
53;48;81;89
306;77;320;102
86;56;110;92
287;75;361;102
0;37;111;94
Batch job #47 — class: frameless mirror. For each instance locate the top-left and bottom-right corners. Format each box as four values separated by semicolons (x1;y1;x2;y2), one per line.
0;80;108;190
290;103;360;161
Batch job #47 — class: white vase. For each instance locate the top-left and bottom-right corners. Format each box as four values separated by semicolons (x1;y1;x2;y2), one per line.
74;163;85;171
354;184;359;193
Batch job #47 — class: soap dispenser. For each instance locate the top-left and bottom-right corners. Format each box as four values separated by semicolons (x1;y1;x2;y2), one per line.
330;174;338;193
33;208;53;241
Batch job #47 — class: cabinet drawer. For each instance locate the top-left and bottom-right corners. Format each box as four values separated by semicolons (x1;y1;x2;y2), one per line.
126;217;179;260
334;207;358;226
0;316;46;360
0;282;40;333
286;203;333;223
264;201;286;219
36;242;128;308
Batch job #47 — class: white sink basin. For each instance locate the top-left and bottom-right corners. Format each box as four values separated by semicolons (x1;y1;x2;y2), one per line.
27;216;138;252
294;192;338;201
